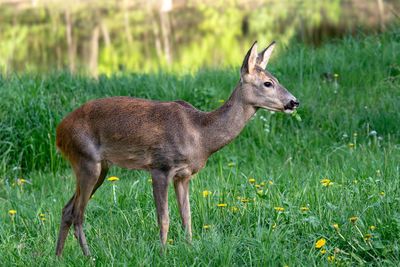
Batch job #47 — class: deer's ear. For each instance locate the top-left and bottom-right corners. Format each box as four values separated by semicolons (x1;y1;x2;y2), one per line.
257;41;275;69
241;41;258;75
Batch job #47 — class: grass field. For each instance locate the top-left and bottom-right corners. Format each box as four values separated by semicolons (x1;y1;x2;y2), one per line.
1;29;400;266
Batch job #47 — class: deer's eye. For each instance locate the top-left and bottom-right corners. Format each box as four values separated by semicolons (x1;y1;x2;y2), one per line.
264;81;272;87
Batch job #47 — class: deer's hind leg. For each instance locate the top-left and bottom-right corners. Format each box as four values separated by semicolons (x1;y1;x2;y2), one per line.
56;157;106;258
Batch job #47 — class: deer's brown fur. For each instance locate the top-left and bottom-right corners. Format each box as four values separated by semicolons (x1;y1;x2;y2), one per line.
55;41;299;258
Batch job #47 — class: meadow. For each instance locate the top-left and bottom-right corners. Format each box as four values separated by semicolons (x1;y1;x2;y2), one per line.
1;29;400;266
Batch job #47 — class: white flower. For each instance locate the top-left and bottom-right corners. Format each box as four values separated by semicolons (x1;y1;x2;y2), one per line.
343;133;348;138
370;130;377;135
378;136;383;140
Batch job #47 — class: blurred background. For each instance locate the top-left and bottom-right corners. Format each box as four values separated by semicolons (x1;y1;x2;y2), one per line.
0;0;399;75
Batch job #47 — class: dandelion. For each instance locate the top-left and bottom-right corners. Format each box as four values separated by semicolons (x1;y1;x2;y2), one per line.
376;169;380;174
349;217;357;222
39;213;45;217
42;218;46;222
108;176;119;203
217;204;227;207
255;184;260;188
272;225;276;229
334;73;339;78
381;191;384;195
203;191;212;197
241;199;249;203
257;190;263;194
218;99;225;103
249;179;255;183
9;210;17;215
237;196;241;200
231;207;238;212
349;143;354;147
354;180;358;184
274;207;284;211
370;225;376;230
315;238;326;248
261;182;265;186
320;250;327;254
327;255;335;261
333;224;339;229
353;133;357;137
203;225;210;229
168;239;173;243
320;179;330;183
365;233;372;238
300;207;308;211
228;162;234;166
148;179;152;182
12;183;15;187
269;181;274;185
91;194;94;198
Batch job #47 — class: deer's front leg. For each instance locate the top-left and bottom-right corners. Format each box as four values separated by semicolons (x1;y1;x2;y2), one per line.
151;170;172;247
173;178;192;243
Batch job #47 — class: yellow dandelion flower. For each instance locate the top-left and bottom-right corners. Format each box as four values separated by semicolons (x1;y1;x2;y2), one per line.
12;183;15;187
339;184;343;187
9;210;17;215
272;225;276;229
231;207;238;212
365;233;372;238
203;225;210;229
320;179;330;184
20;179;25;183
261;182;265;186
349;143;354;147
320;250;327;254
39;213;45;217
334;73;339;78
217;204;227;207
381;191;384;195
328;182;333;186
42;218;46;221
255;184;260;188
249;179;255;183
107;177;119;181
269;181;274;185
237;196;241;200
148;179;152;182
370;225;376;230
328;255;335;261
315;238;326;248
354;180;358;184
300;207;308;211
294;238;297;242
91;194;94;198
349;217;357;222
218;99;225;103
274;207;284;211
257;190;263;194
228;163;234;166
241;199;249;203
376;169;380;174
203;190;211;197
168;239;173;243
333;224;339;229
353;133;357;137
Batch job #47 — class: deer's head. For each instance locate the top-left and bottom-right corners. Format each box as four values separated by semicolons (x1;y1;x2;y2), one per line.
240;41;299;114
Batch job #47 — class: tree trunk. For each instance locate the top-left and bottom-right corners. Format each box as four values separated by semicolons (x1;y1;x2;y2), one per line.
160;0;173;65
65;9;74;72
89;25;100;77
100;19;111;47
124;12;133;44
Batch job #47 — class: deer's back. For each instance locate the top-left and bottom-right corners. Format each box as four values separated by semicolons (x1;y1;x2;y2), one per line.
56;97;208;175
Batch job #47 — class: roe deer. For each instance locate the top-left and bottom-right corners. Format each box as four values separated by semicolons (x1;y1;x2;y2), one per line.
55;41;299;258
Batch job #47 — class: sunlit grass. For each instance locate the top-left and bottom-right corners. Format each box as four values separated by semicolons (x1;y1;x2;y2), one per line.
1;29;400;265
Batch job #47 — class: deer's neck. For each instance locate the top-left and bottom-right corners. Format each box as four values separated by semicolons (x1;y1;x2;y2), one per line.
202;83;257;154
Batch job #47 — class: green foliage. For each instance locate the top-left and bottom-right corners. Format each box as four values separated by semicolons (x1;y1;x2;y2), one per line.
1;29;400;265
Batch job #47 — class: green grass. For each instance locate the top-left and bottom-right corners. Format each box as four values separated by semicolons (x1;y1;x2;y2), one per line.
1;29;400;266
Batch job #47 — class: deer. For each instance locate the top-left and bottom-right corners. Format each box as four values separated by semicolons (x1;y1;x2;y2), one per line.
55;41;299;258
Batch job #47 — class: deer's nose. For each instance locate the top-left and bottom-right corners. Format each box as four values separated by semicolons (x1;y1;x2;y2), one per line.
284;99;299;110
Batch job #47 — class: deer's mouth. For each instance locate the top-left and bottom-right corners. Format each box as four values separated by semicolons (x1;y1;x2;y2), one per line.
283;99;299;114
